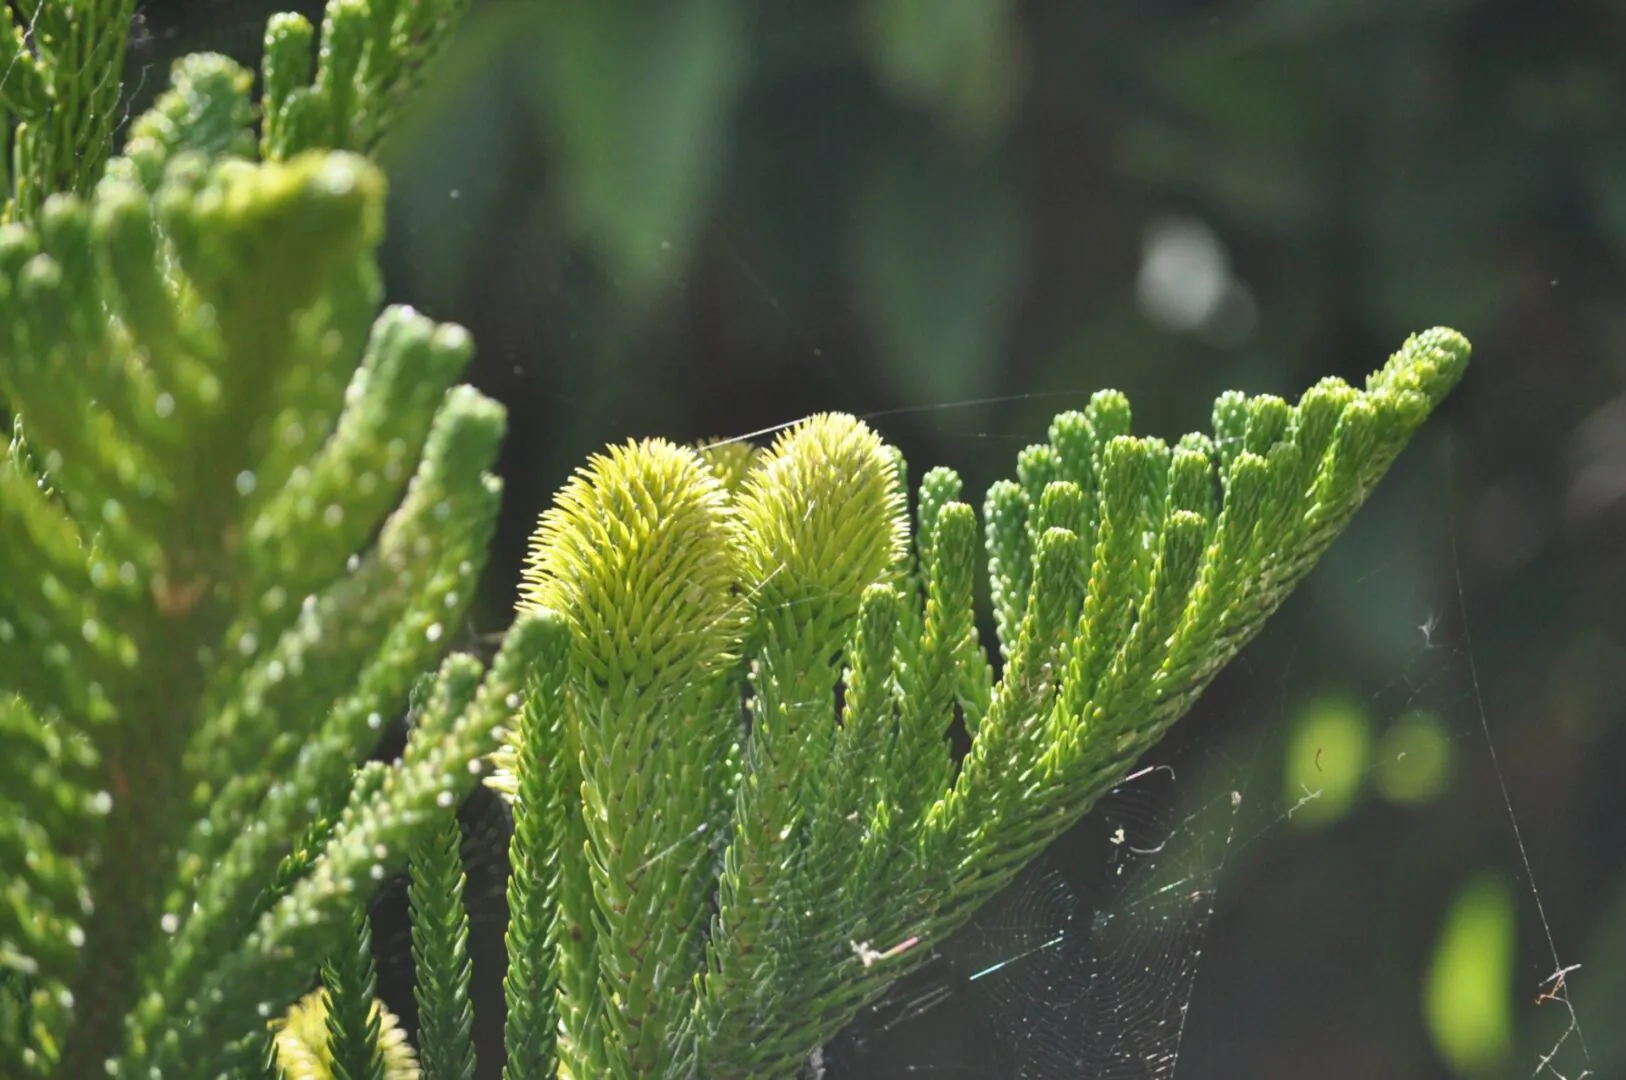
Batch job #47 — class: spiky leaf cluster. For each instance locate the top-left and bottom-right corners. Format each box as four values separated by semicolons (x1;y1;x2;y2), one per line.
271;986;419;1080
0;52;529;1078
408;816;477;1080
0;0;137;220
261;0;474;161
491;330;1470;1078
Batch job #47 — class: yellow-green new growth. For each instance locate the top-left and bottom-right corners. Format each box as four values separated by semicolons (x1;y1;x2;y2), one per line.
494;328;1471;1079
272;987;420;1080
521;437;743;693
733;412;909;632
516;437;746;1077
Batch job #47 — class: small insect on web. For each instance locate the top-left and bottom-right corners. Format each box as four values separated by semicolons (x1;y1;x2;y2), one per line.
820;760;1246;1079
967;764;1244;1080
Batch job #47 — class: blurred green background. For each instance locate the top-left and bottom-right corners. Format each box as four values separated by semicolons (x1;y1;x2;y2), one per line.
139;2;1626;1076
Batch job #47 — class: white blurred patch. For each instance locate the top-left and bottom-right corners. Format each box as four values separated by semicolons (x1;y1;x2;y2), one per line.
1473;476;1548;572
1565;391;1626;531
1136;215;1258;346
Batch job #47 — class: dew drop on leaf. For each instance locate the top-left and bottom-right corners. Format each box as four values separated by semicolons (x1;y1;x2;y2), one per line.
235;470;256;496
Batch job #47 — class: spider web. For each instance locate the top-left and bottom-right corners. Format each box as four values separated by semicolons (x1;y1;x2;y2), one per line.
687;216;1597;1080
110;7;1602;1079
958;765;1241;1080
352;362;1599;1080
810;531;1596;1080
815;738;1246;1080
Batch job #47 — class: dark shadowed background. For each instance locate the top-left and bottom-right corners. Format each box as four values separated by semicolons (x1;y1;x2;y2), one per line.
137;2;1626;1077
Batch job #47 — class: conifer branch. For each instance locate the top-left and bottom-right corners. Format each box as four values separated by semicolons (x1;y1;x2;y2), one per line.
496;616;570;1080
322;911;388;1080
408;809;477;1080
0;25;506;1070
261;0;474;161
0;0;136;220
0;6;1473;1077
270;983;419;1080
493;328;1469;1077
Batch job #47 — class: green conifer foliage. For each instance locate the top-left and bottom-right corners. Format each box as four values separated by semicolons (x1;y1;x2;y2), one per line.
260;0;473;161
271;985;419;1080
0;46;527;1077
0;0;137;220
0;4;1473;1077
492;329;1470;1077
408;816;478;1080
322;909;391;1080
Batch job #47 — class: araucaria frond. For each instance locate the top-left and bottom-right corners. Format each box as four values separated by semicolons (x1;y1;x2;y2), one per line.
491;332;1470;1077
0;3;1472;1076
0;45;521;1077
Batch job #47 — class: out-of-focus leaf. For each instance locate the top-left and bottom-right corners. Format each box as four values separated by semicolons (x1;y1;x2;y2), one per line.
862;0;1023;139
1374;708;1453;805
1284;696;1370;826
1425;874;1514;1075
1584;875;1626;1075
518;0;747;299
849;132;1024;407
